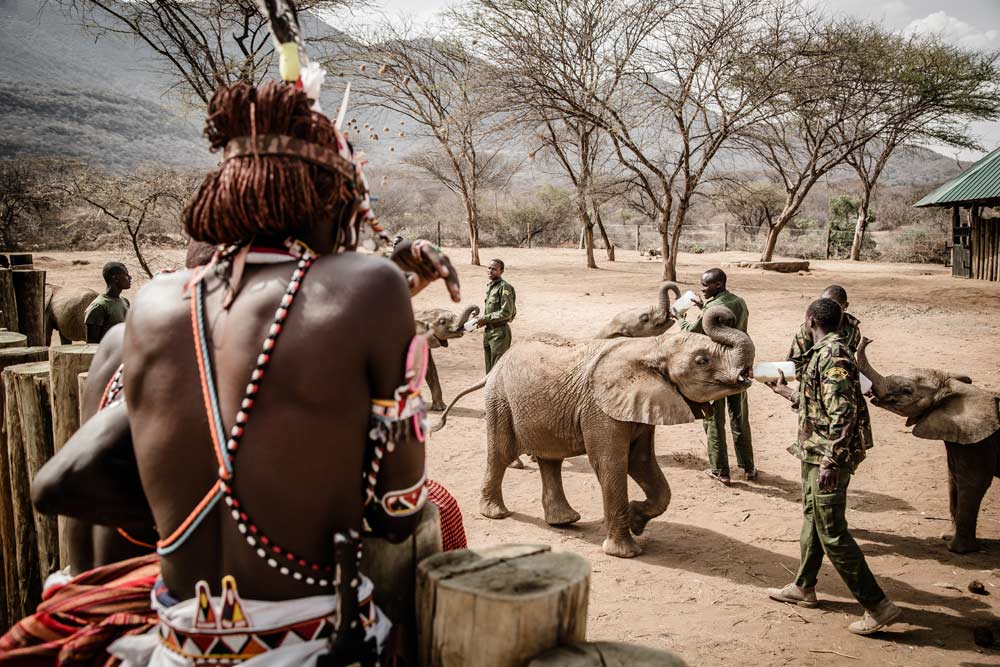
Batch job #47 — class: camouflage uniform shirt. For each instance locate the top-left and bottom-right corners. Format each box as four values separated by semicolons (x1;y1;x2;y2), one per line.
788;331;873;472
787;312;861;377
680;289;748;334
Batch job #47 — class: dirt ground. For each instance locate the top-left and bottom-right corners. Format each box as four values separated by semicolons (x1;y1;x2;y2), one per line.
36;246;1000;666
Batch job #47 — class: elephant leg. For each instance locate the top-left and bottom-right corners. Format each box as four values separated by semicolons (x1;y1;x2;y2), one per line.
425;352;446;412
538;458;580;526
626;428;671;536
946;442;992;553
480;395;516;520
587;435;641;558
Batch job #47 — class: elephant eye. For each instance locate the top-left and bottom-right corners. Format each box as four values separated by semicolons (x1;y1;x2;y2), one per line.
438;319;447;325
695;354;709;366
640;314;649;323
900;387;913;396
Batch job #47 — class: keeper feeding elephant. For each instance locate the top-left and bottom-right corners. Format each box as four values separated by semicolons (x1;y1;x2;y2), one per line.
436;305;755;558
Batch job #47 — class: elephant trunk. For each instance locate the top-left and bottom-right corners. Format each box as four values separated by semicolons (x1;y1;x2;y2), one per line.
453;305;480;332
657;282;680;318
855;338;889;397
703;306;755;378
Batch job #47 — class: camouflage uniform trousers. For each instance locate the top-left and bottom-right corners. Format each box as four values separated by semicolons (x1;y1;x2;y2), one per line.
794;461;886;610
704;391;753;477
483;323;512;373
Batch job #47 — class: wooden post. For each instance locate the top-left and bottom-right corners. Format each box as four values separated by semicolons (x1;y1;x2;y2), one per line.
825;222;833;260
12;363;57;599
1;254;34;270
362;503;442;663
0;333;26;349
11;271;46;346
529;642;688;667
417;544;589;667
1;360;52;623
49;345;98;568
437;219;442;248
635;224;640;253
0;270;18;334
723;221;728;253
0;348;48;631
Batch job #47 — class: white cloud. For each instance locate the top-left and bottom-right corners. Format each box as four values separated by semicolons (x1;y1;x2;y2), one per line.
904;11;1000;51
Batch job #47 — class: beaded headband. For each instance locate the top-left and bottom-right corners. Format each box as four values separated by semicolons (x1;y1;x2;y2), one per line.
223;134;358;184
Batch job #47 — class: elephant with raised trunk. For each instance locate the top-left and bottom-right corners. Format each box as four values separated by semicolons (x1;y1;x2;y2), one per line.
436;306;754;558
415;305;480;411
596;282;680;339
857;338;999;554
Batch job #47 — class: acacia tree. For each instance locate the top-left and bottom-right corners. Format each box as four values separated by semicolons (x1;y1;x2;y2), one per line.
738;20;936;262
601;0;808;279
331;24;513;265
844;37;1000;260
59;0;355;105
457;0;661;269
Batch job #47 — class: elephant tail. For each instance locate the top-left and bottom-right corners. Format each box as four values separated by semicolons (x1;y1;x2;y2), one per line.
432;377;487;432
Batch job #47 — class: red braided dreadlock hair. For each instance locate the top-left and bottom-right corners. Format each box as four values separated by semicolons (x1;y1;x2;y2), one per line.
182;81;362;248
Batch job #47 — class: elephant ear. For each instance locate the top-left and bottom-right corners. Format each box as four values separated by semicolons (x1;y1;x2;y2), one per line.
912;380;1000;445
589;339;697;426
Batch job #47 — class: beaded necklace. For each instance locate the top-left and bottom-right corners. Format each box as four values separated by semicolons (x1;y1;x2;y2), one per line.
157;238;378;590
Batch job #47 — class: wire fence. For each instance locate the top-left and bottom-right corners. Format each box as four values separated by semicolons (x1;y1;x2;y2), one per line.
599;221;876;260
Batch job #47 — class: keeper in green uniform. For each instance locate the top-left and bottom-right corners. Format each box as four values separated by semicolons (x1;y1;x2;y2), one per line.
787;285;861;377
765;298;900;636
679;268;754;484
476;258;516;373
84;262;132;344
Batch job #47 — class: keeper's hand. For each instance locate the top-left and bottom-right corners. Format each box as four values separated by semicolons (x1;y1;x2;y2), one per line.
391;239;461;302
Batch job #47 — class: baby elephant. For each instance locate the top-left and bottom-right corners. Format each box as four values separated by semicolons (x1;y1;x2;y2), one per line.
857;338;999;554
415;305;479;410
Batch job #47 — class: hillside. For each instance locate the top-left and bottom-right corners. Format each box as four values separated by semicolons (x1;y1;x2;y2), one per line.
0;0;974;189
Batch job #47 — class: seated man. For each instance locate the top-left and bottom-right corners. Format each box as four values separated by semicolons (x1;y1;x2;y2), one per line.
19;79;446;667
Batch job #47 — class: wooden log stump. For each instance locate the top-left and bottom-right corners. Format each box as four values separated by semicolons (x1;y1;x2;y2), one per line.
0;270;18;333
0;332;27;349
528;642;688;667
50;345;98;568
0;348;49;631
1;360;52;625
11;270;46;347
362;503;443;664
417;544;590;667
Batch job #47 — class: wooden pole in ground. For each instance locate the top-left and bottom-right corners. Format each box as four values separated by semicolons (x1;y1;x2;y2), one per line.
635;224;640;253
0;270;18;333
1;360;51;623
49;345;98;568
3;254;34;271
825;222;833;260
11;363;57;599
0;348;48;632
417;544;589;667
362;503;442;664
11;271;46;346
723;221;728;253
0;333;26;349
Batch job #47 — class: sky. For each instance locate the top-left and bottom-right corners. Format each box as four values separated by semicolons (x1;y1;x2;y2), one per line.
369;0;1000;160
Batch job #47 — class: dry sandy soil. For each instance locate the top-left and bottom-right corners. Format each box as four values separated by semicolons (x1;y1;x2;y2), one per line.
36;246;1000;667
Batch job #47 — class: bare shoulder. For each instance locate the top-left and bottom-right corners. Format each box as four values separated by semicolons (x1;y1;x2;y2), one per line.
309;252;409;299
124;269;195;357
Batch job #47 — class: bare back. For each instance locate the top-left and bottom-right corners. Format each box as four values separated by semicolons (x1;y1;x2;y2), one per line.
124;251;416;600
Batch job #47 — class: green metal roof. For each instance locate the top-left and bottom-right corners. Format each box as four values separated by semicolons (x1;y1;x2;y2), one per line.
914;145;1000;208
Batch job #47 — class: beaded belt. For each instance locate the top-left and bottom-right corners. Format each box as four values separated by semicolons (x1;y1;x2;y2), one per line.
157;593;378;665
